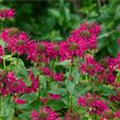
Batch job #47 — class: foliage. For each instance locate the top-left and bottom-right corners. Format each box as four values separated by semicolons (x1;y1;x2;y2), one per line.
0;1;120;120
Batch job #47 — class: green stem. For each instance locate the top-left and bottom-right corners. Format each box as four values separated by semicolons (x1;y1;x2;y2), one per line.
0;95;2;120
69;59;74;79
98;29;116;39
9;54;13;71
67;90;72;110
3;49;6;71
69;95;72;108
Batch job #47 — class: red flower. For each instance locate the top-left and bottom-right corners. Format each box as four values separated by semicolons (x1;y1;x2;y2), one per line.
89;100;108;115
42;67;53;77
0;9;15;19
78;93;109;116
49;93;61;100
53;73;64;82
0;45;3;61
25;71;39;93
114;110;120;118
14;98;26;104
31;107;61;120
77;96;86;107
7;32;34;55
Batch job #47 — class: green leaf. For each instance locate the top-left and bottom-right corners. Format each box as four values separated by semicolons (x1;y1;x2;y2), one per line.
30;99;42;111
18;113;30;120
16;104;32;110
115;5;120;19
1;55;11;60
0;39;5;47
1;97;15;119
26;77;33;87
0;0;3;3
11;58;28;78
65;79;75;95
19;93;36;102
98;30;116;39
11;58;26;68
56;60;71;66
39;75;48;90
63;7;70;22
49;88;67;96
72;68;80;84
46;100;65;110
14;65;28;78
95;84;116;96
30;67;40;77
48;9;60;19
78;86;92;95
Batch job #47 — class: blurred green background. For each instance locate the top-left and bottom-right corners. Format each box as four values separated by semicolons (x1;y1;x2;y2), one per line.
1;0;120;57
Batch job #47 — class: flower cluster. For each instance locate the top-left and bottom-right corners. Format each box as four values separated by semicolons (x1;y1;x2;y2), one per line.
1;9;120;120
80;55;117;84
0;71;39;96
0;27;34;55
78;93;109;115
78;92;120;119
0;22;100;63
0;9;15;19
0;45;3;61
30;107;61;120
64;110;81;120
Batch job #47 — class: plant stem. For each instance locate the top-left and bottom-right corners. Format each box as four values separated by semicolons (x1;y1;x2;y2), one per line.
0;95;2;120
70;58;74;79
98;30;116;39
3;49;6;71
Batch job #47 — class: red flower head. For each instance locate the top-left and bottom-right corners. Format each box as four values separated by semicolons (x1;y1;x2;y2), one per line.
49;93;61;100
31;107;61;120
0;9;15;19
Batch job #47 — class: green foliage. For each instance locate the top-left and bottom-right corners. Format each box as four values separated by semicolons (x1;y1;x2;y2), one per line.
0;1;120;120
2;0;80;41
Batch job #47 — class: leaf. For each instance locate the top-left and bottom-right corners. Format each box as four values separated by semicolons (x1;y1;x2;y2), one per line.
49;88;67;96
16;104;32;110
95;84;116;96
65;79;75;95
56;60;71;66
19;93;36;102
30;67;40;77
98;30;116;39
116;70;120;82
0;39;5;47
11;58;26;68
11;58;28;78
46;100;65;110
115;5;120;19
30;99;42;111
1;96;15;119
14;65;28;78
48;9;60;19
72;68;80;84
1;55;12;61
39;75;48;90
18;113;30;120
63;7;70;22
26;78;33;87
78;86;92;96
